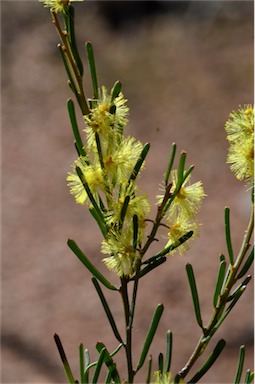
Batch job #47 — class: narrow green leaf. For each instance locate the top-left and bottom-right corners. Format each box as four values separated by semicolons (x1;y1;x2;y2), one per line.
65;6;83;76
136;304;164;371
244;369;254;384
215;285;246;329
164;165;194;214
67;99;86;157
164;143;176;186
84;349;90;383
182;165;194;185
96;342;121;383
188;339;226;383
95;132;104;170
158;352;164;374
234;345;245;384
98;194;106;212
109;104;116;115
79;343;85;384
186;263;203;329
109;343;123;358
84;344;123;374
119;195;130;231
92;277;123;343
221;264;231;291
105;370;112;383
213;259;227;307
91;347;106;384
176;151;186;190
144;232;193;264
57;40;88;114
237;247;254;279
111;80;122;102
133;215;138;251
54;333;76;384
128;143;150;185
85;41;98;99
146;355;153;384
58;43;75;88
129;258;141;329
89;206;108;238
138;231;193;280
155;231;193;258
164;330;172;374
173;374;182;384
84;369;89;383
135;256;167;280
67;239;117;290
227;275;252;302
225;207;234;265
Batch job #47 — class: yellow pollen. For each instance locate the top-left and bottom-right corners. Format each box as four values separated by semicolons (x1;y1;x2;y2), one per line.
245;108;253;116
177;186;186;199
98;104;109;113
105;156;114;168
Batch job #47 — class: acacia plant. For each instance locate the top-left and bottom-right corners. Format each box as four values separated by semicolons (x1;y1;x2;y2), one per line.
39;1;254;383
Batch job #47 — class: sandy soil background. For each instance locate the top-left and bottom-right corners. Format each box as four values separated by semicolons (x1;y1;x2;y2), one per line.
1;1;254;383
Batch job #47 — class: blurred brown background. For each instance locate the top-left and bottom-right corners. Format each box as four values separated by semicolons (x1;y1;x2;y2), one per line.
1;1;254;383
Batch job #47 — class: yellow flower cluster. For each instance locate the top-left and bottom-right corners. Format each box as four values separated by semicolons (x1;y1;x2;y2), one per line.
84;86;129;151
153;371;185;384
225;105;254;183
158;170;206;255
101;230;138;277
67;86;150;277
39;0;82;13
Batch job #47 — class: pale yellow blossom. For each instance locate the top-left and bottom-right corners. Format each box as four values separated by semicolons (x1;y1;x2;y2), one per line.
84;86;129;151
157;170;206;219
67;156;105;204
104;136;143;183
39;0;82;13
153;370;185;384
166;213;199;255
225;105;254;183
106;184;150;230
102;230;140;277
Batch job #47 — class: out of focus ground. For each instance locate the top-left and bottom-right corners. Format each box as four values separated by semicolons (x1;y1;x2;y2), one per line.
1;1;254;383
